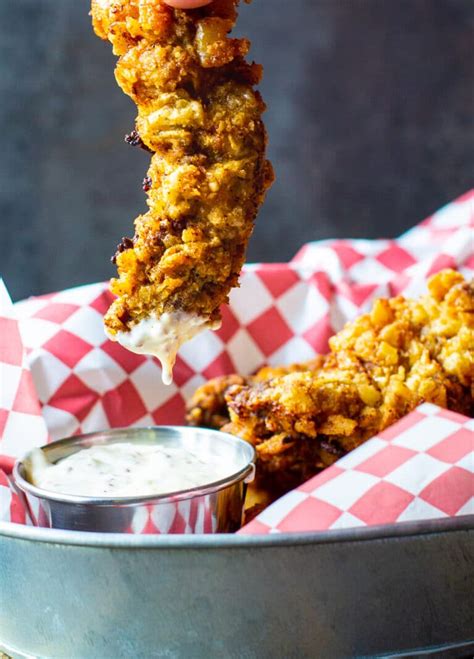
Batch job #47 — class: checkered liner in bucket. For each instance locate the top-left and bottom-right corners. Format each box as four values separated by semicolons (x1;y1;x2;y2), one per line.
0;191;473;531
241;404;473;534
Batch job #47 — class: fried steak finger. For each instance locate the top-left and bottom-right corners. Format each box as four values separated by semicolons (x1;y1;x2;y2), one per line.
91;0;273;382
189;270;474;500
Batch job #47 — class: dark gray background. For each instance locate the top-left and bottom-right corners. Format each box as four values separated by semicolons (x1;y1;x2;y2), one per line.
1;0;473;300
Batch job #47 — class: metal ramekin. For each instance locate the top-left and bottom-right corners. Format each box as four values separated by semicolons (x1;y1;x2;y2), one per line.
13;426;255;534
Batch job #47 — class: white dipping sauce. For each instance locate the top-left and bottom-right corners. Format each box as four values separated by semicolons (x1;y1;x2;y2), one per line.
28;442;234;498
106;311;221;385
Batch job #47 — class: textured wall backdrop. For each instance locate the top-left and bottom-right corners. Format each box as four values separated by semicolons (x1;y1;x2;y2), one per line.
1;0;473;300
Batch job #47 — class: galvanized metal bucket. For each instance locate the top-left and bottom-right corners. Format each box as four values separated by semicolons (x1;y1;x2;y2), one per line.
0;516;473;658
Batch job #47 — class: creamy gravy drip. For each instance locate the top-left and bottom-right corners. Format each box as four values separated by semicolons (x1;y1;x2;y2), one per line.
26;442;234;498
107;312;220;385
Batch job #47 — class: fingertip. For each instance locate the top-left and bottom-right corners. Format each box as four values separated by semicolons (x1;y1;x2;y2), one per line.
163;0;213;9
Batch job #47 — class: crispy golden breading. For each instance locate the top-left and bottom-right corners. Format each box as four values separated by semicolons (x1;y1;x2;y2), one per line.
91;0;273;336
186;373;248;429
243;483;274;524
188;270;474;499
186;358;324;429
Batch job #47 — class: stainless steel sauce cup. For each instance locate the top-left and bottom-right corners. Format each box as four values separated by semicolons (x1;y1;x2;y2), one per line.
13;426;255;534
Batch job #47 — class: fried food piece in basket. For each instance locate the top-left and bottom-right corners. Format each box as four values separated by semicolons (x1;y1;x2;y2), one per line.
187;373;249;430
186;358;324;429
91;0;273;383
243;483;273;524
190;270;474;500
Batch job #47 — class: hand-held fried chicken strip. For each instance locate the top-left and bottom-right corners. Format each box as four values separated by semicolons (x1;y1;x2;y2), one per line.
91;0;273;382
188;270;474;499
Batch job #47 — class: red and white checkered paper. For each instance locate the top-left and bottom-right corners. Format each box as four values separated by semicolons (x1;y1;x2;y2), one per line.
0;190;473;531
0;281;49;524
240;404;473;534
